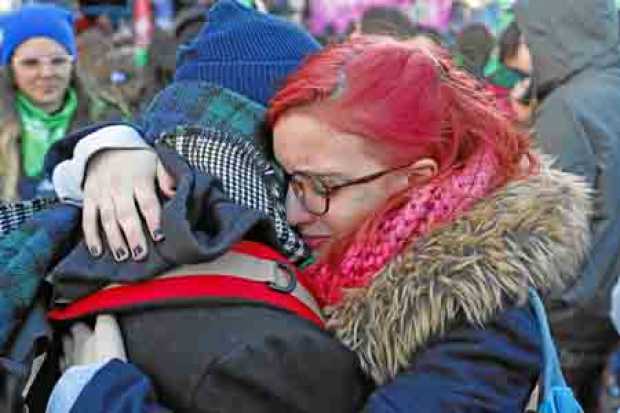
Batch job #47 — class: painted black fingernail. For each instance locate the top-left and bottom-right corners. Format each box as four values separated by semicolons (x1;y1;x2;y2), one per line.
115;248;128;261
153;228;165;242
132;245;144;258
89;246;101;257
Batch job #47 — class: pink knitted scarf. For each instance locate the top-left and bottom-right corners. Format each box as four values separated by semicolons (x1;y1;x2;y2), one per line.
305;145;501;307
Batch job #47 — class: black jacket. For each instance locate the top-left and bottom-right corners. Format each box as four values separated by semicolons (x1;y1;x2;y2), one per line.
0;133;370;412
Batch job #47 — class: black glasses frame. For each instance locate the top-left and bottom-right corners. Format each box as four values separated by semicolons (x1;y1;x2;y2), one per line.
289;163;412;216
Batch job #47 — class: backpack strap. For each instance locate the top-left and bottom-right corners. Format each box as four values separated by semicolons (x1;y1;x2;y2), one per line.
156;250;323;321
524;382;539;412
526;288;584;413
49;244;325;326
528;289;568;392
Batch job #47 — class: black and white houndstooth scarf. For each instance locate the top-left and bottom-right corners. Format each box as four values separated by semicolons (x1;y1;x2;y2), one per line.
159;126;309;262
0;127;309;263
0;197;59;236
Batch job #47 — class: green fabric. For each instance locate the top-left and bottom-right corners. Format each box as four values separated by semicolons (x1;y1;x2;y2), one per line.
141;81;266;140
484;55;499;78
134;47;149;68
16;89;77;178
496;2;515;35
237;0;255;8
488;62;525;89
299;255;316;269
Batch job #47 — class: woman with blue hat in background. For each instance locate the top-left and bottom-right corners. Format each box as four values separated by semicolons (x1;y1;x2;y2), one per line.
0;4;126;201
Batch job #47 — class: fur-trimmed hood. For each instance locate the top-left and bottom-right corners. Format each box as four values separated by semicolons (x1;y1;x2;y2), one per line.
326;159;592;384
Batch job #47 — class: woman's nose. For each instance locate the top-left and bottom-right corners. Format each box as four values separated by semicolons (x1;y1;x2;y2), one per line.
39;63;56;77
285;187;316;226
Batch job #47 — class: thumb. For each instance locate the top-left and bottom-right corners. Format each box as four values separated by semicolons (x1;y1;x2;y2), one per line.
71;323;94;366
156;160;176;199
94;315;127;362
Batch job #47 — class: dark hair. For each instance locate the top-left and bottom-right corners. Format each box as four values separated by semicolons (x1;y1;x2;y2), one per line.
456;23;495;77
175;5;207;44
413;25;445;46
499;20;522;64
360;6;416;39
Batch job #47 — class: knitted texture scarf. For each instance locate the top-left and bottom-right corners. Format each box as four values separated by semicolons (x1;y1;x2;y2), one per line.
16;88;77;177
306;145;502;307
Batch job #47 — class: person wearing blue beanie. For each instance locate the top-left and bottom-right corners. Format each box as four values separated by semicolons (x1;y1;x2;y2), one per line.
0;4;77;65
175;0;321;106
0;4;130;201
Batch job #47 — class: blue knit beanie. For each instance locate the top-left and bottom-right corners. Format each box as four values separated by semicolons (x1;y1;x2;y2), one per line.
0;4;76;66
174;0;321;106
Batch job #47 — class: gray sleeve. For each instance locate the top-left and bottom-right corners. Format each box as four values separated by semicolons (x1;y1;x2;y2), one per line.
534;97;597;186
52;125;151;206
536;94;620;311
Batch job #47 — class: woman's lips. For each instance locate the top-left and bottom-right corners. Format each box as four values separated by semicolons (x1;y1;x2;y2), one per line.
302;236;330;250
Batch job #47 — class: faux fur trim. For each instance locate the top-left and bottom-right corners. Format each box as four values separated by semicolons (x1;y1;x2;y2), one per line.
326;160;592;384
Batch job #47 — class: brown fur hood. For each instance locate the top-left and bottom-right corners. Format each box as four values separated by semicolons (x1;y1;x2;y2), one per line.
325;159;592;384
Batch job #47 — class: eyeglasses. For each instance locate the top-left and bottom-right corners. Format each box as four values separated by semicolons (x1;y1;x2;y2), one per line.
288;163;412;216
13;55;74;72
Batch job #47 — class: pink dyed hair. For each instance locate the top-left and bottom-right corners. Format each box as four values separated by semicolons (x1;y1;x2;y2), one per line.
269;35;532;175
267;35;535;266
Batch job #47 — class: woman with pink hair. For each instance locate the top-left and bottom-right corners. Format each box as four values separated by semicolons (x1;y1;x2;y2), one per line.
55;36;589;411
264;36;589;410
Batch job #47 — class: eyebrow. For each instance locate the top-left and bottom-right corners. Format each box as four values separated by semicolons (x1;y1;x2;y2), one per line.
14;53;69;58
289;169;349;180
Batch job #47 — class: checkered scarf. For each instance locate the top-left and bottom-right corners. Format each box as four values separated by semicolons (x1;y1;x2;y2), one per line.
0;197;59;237
159;126;309;262
0;128;309;262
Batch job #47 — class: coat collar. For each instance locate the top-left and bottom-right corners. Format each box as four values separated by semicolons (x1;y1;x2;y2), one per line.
325;159;592;383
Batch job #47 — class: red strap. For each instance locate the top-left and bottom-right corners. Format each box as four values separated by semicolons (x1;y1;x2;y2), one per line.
48;275;324;327
231;241;286;261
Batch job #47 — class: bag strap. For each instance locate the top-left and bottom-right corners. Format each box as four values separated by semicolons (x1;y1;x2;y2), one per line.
527;288;568;395
524;383;540;413
158;252;324;322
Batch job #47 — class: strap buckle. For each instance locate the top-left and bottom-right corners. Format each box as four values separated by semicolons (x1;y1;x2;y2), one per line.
268;262;297;293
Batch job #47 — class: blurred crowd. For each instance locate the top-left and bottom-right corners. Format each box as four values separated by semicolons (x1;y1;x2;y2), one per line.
2;1;620;412
0;0;532;201
0;0;542;131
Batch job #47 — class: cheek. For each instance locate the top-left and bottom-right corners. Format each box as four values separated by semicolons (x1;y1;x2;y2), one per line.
518;46;532;72
59;70;72;84
12;69;32;92
324;188;390;238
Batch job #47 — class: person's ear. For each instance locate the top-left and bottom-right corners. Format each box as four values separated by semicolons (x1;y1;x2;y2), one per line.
407;158;438;185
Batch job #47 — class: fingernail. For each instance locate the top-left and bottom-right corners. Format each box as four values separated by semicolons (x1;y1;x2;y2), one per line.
153;228;165;242
132;245;144;259
115;248;129;261
89;246;101;258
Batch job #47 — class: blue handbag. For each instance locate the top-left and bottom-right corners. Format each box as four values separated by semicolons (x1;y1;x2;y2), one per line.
526;289;584;413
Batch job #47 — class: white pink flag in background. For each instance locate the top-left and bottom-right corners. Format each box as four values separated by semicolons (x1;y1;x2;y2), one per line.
307;0;454;34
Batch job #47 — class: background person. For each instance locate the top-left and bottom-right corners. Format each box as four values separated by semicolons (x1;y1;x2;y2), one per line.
514;0;620;409
0;4;128;201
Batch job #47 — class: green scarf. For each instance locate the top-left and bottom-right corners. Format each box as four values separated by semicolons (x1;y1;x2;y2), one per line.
16;89;77;177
